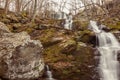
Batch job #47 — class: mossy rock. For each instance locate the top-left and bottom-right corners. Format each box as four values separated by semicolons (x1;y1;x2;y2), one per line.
39;29;56;47
60;39;77;54
1;18;11;24
44;43;69;63
77;30;95;44
7;24;13;32
13;23;21;28
26;27;34;34
0;14;6;19
29;26;98;80
107;22;120;30
78;30;92;35
72;20;89;31
51;45;99;80
6;14;19;23
25;22;37;28
21;11;27;18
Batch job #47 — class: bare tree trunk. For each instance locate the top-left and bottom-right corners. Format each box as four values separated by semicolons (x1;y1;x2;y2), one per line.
15;0;22;12
4;0;9;14
31;0;37;22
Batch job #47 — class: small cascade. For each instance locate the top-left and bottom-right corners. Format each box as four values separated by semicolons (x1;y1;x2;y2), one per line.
58;12;66;19
89;20;120;80
46;65;56;80
64;13;73;30
58;12;63;19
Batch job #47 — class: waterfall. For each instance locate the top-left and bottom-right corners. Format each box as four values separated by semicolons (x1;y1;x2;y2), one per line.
64;14;73;30
46;65;56;80
89;20;120;80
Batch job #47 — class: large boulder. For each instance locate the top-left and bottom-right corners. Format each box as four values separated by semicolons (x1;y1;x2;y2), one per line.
0;22;44;80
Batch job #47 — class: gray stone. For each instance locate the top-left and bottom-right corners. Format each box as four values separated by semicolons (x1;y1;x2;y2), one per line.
0;22;44;80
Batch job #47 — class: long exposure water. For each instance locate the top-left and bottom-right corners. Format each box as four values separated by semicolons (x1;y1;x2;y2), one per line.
89;20;120;80
46;65;56;80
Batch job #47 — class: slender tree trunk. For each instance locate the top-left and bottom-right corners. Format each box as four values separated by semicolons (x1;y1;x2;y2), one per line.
15;0;21;12
31;0;37;22
4;0;9;15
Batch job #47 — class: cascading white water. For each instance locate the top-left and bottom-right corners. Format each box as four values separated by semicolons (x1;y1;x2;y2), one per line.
64;14;73;30
89;20;120;80
46;65;56;80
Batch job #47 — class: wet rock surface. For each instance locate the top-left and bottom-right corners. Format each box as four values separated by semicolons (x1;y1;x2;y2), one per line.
113;31;120;42
0;22;44;80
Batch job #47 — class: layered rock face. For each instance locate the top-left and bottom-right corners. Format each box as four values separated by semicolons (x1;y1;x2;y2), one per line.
0;22;44;80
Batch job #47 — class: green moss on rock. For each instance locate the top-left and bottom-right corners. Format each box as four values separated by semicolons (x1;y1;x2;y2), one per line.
72;20;89;30
107;23;120;30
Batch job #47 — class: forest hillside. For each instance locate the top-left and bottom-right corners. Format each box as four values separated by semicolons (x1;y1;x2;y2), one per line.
0;0;120;80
